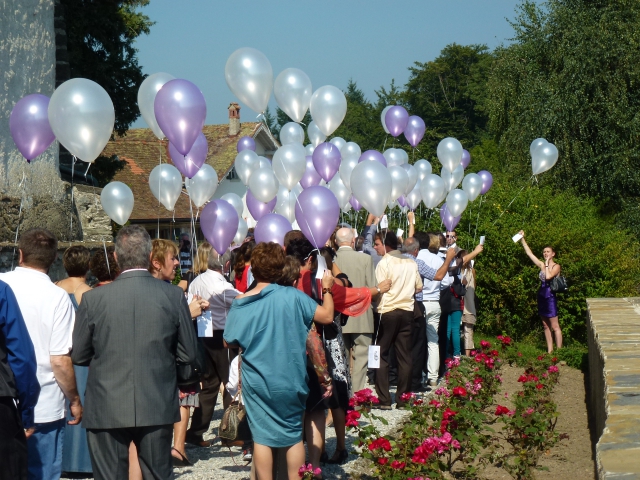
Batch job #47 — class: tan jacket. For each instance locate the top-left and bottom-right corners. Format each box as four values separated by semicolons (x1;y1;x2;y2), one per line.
335;247;376;334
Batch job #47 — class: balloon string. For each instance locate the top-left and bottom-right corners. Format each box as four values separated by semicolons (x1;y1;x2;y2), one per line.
70;156;76;237
102;237;111;278
492;175;534;226
382;135;388;152
11;170;27;270
473;195;483;244
157;147;162;239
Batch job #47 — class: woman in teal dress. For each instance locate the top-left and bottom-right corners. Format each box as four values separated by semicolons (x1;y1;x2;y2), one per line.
224;242;336;480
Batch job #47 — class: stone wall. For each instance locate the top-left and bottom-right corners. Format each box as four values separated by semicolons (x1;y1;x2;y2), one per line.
73;185;113;242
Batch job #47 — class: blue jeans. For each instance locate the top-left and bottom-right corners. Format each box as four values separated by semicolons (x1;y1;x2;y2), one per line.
27;418;65;480
446;311;463;358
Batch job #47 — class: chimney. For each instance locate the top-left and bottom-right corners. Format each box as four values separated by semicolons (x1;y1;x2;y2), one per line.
228;102;240;136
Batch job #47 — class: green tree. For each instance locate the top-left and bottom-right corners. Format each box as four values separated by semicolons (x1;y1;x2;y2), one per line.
333;80;384;151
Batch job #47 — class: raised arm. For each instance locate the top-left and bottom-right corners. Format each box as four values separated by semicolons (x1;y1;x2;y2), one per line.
313;271;335;325
519;231;545;269
434;248;457;281
407;211;415;239
462;244;484;264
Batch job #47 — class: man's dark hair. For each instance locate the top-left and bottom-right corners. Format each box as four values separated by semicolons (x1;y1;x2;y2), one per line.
383;231;398;251
286;238;317;266
354;236;365;252
19;228;58;271
62;245;91;277
283;230;305;248
413;231;430;250
115;225;152;271
89;246;120;282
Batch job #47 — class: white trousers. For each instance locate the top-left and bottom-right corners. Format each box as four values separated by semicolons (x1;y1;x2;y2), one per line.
423;301;442;382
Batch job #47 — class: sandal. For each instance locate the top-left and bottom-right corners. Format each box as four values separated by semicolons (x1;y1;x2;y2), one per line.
171;447;193;467
326;448;348;464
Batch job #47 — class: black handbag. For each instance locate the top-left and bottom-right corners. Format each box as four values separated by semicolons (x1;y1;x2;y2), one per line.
550;275;568;294
218;354;252;446
176;335;207;386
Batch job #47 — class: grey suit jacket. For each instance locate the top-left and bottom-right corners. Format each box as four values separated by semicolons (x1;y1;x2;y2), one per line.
335;247;376;334
71;270;198;429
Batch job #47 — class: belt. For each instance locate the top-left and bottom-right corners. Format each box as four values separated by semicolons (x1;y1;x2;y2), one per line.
423;300;439;302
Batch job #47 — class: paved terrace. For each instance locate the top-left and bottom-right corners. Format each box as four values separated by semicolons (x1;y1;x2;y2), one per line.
588;298;640;480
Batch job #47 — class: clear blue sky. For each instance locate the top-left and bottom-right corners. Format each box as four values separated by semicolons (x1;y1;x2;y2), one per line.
133;1;529;128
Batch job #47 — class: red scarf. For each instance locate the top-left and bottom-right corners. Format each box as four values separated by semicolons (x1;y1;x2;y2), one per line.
297;269;371;317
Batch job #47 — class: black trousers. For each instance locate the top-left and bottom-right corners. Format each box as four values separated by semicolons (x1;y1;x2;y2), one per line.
411;302;427;390
374;309;413;406
187;331;237;439
0;397;27;480
87;424;173;480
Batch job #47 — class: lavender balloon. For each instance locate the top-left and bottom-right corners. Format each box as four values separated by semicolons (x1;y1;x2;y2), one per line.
300;155;322;189
200;199;239;255
349;195;362;211
154;79;206;155
358;150;387;167
246;190;276;221
9;94;55;161
384;106;409;137
477;170;493;195
312;142;341;182
404;115;426;147
397;195;407;208
460;149;471;169
168;132;207;178
237;136;256;152
254;213;292;245
440;203;461;231
294;186;340;248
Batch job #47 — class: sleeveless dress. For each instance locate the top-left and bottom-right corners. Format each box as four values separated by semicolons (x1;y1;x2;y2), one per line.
537;270;558;318
61;293;92;473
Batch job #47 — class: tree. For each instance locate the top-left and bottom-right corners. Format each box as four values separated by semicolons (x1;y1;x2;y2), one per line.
333;80;384;151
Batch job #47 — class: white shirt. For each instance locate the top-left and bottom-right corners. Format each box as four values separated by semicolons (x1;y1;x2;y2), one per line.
0;267;75;423
417;250;444;301
188;270;240;330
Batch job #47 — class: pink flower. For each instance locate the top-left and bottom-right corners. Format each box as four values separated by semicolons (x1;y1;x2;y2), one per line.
451;439;460;449
548;365;559;373
399;392;416;402
391;460;406;469
517;352;523;357
480;340;491;349
345;410;361;427
452;386;467;397
536;383;544;390
378;458;388;465
495;405;511;416
350;388;380;407
442;407;457;420
369;437;392;452
429;399;441;408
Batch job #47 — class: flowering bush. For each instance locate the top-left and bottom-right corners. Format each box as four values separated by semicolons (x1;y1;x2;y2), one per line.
298;463;321;479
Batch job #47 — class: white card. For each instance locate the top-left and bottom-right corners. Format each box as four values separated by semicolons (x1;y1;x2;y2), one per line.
512;233;523;243
368;345;380;369
479;235;485;245
380;215;388;229
197;310;213;337
316;254;328;280
396;228;404;238
410;215;415;225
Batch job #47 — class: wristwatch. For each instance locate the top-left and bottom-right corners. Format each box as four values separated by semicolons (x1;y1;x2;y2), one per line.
376;286;381;293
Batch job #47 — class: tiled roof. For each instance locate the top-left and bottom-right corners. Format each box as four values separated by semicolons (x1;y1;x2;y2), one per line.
102;122;266;221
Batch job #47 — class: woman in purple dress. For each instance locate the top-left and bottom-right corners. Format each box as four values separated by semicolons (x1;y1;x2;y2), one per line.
518;231;562;353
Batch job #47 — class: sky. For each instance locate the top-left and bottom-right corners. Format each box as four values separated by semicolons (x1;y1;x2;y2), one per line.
132;1;529;128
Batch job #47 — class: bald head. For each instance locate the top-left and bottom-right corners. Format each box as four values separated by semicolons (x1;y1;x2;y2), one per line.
335;227;355;247
403;237;420;256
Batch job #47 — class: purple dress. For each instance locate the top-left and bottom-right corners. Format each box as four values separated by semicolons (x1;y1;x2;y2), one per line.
537;271;558;318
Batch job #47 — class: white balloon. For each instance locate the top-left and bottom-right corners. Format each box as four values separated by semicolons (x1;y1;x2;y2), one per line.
258;156;272;170
272;143;306;190
413;159;432;181
224;47;273;114
383;148;404;167
402;163;418;195
234;218;249;244
48;78;115;163
441;165;464;192
275;185;298;223
532;143;559;175
437;137;463;172
461;173;483;202
381;106;392;134
350;160;392;216
446;189;469;217
328;174;351;209
420;174;446;209
221;193;244;218
280;122;305;145
342;202;352;213
397;149;409;165
292;183;304;196
185;164;218;208
388;199;398;210
248;167;279;202
234;150;259;185
341;142;361;162
530;138;548;157
305;144;315;155
273;68;312;123
101;181;134;225
307;121;326;147
339;157;358;191
149;164;182;211
406;184;422;210
330;137;346;152
388;165;410;201
309;85;347;136
137;72;175;139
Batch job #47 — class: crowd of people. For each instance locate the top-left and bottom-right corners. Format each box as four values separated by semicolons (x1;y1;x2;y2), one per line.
0;216;562;480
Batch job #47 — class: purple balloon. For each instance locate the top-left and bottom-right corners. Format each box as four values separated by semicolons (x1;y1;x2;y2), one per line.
358;150;387;167
200;199;239;255
254;213;292;245
349;196;362;212
9;93;55;161
477;170;493;195
404;115;426;147
168;132;207;178
237;136;256;152
295;186;340;248
440;203;461;231
300;155;322;189
154;79;206;155
312;142;341;182
460;149;471;169
246;190;276;221
397;195;407;208
384;106;409;137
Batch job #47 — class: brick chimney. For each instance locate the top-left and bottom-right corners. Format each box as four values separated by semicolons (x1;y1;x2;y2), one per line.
228;102;240;136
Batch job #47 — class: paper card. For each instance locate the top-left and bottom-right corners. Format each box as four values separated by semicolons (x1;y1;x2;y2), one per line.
316;254;328;280
479;235;485;245
197;310;213;337
410;214;415;225
368;345;381;369
380;215;388;229
396;228;404;238
512;233;523;243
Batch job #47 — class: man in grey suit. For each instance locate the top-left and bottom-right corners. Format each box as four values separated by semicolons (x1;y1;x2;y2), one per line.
334;227;390;392
72;225;198;480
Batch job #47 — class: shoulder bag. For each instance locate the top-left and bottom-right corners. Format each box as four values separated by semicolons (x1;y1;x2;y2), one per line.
550;274;568;294
219;353;252;446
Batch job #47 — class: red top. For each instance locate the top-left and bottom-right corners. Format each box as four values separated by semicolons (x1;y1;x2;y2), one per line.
236;265;250;293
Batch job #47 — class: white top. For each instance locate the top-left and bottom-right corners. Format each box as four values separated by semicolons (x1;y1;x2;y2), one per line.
417;250;444;301
188;270;240;330
226;355;240;399
0;267;75;423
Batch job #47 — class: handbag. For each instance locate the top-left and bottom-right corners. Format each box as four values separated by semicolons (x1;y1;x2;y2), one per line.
176;325;207;386
218;354;252;446
550;275;568;293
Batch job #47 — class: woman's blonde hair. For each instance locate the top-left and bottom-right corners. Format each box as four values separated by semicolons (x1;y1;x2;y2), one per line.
192;242;214;275
149;239;178;273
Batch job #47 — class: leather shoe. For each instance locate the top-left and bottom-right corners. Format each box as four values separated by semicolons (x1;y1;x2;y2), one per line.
185;436;212;448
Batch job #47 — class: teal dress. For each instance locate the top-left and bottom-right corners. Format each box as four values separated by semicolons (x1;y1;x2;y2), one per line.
223;284;318;447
